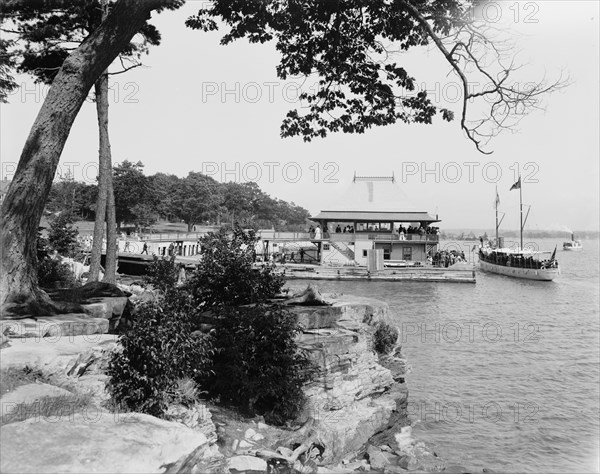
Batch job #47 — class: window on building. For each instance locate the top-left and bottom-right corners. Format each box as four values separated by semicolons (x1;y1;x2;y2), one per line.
383;246;391;260
379;222;391;231
356;223;368;232
323;244;330;251
403;247;412;261
362;249;368;257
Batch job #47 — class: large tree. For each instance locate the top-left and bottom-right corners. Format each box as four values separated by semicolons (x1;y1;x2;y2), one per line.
172;172;222;232
112;160;155;229
0;0;182;312
1;0;161;283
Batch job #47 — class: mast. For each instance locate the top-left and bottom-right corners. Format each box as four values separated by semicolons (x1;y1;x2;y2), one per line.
519;175;523;251
495;186;499;247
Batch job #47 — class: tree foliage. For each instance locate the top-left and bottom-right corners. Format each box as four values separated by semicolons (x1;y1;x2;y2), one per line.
1;0;161;88
106;294;215;417
46;211;80;257
187;226;284;309
45;173;97;220
171;172;221;231
186;0;565;152
112;160;155;228
209;304;315;424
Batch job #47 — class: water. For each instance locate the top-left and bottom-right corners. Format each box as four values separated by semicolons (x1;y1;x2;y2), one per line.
288;238;600;473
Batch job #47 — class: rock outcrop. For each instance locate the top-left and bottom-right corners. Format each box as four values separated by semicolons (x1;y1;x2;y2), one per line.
1;289;415;473
1;413;210;474
288;293;410;465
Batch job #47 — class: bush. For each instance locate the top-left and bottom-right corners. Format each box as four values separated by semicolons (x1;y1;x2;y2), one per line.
36;227;79;289
373;321;399;355
47;211;80;257
37;256;79;289
106;296;214;417
145;254;180;293
208;304;315;425
187;226;284;309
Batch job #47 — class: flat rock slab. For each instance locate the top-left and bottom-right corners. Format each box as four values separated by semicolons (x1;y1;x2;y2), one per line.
227;455;268;473
288;294;389;330
0;334;117;373
1;315;109;339
1;383;73;407
81;297;128;320
0;412;208;473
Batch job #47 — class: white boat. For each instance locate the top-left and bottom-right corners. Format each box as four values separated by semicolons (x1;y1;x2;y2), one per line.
478;180;559;281
563;233;582;251
479;247;559;281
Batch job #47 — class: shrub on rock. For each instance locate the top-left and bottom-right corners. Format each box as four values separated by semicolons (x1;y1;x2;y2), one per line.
145;254;180;293
187;226;284;309
207;304;315;425
106;296;214;417
373;321;399;355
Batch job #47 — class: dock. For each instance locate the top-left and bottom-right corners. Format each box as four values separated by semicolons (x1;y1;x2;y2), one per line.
280;263;476;283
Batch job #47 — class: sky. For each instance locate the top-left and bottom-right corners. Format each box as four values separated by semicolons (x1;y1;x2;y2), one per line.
1;0;599;232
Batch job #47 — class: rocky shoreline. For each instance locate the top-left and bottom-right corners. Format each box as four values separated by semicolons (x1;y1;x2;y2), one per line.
1;284;461;473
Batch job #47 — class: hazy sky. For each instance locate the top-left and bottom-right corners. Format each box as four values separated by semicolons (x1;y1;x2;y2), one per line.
1;1;598;231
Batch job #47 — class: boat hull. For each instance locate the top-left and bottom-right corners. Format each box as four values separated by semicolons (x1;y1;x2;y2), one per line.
478;259;559;281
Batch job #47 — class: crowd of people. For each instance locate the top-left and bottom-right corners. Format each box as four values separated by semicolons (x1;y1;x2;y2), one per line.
479;250;558;269
334;224;355;233
430;249;466;267
307;223;440;239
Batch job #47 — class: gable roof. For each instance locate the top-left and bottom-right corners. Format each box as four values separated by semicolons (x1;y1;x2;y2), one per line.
312;175;439;222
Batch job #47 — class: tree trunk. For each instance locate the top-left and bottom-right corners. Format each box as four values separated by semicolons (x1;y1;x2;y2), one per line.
88;74;110;282
0;0;166;308
104;172;118;283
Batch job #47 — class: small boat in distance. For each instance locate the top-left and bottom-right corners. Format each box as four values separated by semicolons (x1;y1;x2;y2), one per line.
478;179;559;281
563;233;583;251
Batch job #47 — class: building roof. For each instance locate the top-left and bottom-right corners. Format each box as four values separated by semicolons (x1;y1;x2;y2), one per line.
312;175;439;223
312;211;439;222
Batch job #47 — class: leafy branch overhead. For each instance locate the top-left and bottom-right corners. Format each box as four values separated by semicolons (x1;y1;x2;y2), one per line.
187;0;567;153
0;0;161;88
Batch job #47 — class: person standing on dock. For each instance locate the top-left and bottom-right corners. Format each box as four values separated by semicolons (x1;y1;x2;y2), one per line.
300;248;305;263
315;225;322;240
141;242;148;254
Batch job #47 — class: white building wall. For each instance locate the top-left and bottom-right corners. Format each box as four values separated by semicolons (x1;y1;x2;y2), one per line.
354;241;373;266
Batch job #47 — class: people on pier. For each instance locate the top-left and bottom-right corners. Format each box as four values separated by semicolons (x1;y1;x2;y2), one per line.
314;225;322;240
335;225;342;233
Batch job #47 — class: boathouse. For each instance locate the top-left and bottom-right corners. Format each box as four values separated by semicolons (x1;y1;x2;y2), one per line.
310;175;440;266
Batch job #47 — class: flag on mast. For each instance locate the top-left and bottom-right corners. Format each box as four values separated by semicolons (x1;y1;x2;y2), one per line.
550;245;557;261
495;189;500;207
510;177;521;191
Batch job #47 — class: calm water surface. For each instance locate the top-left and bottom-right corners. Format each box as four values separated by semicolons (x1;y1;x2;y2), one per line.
289;238;600;473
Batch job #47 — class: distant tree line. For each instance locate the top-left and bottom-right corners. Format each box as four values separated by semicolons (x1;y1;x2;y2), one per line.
440;230;598;240
45;160;311;232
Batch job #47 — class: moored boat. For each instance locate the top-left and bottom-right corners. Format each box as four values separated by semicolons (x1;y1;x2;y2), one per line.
479;246;559;281
479;178;559;281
